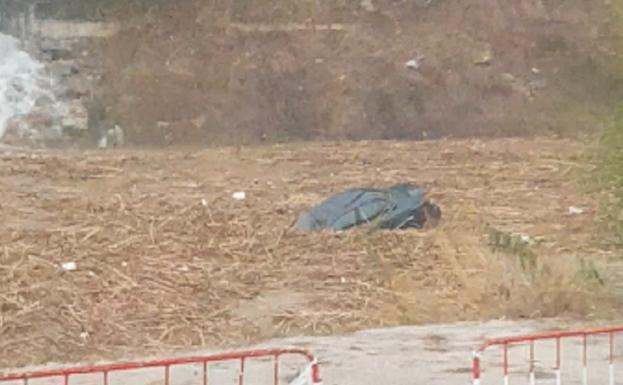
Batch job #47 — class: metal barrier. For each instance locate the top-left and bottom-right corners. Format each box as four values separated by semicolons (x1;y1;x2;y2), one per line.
0;348;322;385
472;326;623;385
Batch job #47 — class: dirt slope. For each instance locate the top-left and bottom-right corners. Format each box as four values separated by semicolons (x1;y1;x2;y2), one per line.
0;138;618;369
89;0;620;146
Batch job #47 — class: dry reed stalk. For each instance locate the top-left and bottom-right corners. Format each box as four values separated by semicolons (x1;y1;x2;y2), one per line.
0;138;613;369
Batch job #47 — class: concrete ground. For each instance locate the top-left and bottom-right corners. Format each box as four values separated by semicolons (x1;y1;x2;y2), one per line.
4;319;623;385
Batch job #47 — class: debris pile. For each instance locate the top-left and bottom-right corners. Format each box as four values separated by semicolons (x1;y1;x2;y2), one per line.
0;138;608;369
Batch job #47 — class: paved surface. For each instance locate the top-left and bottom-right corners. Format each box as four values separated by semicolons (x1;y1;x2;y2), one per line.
4;319;623;385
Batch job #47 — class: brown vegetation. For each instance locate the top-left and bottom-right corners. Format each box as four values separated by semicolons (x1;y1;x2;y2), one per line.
89;0;620;146
0;138;617;368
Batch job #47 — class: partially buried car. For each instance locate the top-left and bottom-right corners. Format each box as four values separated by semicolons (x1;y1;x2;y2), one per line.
293;183;441;232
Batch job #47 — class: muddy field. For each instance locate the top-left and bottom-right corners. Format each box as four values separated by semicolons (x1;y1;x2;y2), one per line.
0;138;619;369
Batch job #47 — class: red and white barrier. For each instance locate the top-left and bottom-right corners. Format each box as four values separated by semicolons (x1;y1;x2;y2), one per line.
0;347;322;385
473;326;623;385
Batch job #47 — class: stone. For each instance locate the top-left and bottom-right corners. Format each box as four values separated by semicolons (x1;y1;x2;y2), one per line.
61;99;88;130
48;60;79;78
39;37;71;52
62;74;91;98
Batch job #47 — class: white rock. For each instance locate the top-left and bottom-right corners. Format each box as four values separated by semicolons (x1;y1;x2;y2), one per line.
568;206;584;215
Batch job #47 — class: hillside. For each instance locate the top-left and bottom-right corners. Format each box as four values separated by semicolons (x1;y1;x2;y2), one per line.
88;0;622;146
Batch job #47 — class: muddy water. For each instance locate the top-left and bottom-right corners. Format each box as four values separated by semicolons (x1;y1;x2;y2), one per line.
0;32;61;143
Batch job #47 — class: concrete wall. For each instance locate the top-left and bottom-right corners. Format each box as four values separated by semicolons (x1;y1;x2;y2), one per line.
0;1;37;42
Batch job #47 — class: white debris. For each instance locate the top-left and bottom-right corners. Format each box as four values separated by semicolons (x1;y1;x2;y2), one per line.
519;234;532;243
98;124;125;148
112;124;124;146
97;134;107;149
474;46;493;65
80;331;90;342
519;234;533;244
201;198;208;207
511;233;536;245
61;262;77;271
568;206;584;215
232;191;246;201
360;0;376;12
405;59;419;69
405;57;424;70
531;67;540;74
121;261;128;267
287;363;313;385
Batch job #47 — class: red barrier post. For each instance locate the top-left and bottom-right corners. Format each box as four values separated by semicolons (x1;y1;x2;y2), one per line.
473;326;623;385
0;348;320;385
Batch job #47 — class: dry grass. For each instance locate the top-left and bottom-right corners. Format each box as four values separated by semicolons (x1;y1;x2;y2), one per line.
94;0;614;147
0;138;617;369
594;105;623;244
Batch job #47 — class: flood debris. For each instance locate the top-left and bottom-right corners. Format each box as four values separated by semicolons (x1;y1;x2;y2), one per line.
98;124;125;148
61;261;78;271
232;191;246;201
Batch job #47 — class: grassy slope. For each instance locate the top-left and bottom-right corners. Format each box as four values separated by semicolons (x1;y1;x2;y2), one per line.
596;0;623;243
598;110;623;243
